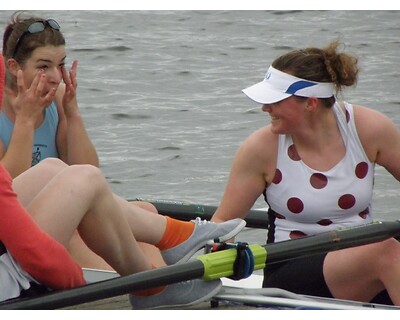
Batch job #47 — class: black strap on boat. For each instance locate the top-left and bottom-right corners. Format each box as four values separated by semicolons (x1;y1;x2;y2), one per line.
211;242;254;280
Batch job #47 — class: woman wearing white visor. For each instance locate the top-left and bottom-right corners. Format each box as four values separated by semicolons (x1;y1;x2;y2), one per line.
212;39;400;305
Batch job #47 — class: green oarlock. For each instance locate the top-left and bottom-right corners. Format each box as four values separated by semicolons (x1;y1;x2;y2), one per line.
197;244;267;280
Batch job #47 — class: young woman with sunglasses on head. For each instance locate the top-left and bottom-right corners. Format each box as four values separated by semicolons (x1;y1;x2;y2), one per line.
211;40;400;305
0;11;168;273
1;12;99;177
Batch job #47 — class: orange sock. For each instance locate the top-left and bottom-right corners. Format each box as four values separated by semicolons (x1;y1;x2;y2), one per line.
133;286;165;296
156;216;195;251
132;265;165;296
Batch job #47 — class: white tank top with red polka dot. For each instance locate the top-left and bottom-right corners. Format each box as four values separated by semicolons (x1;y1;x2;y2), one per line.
265;101;374;243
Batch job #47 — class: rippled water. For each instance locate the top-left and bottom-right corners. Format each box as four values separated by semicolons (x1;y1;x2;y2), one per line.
1;11;399;244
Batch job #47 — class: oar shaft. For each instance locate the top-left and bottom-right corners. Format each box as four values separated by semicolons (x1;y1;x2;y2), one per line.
0;261;205;310
2;220;400;310
264;220;400;264
199;221;400;280
134;198;268;229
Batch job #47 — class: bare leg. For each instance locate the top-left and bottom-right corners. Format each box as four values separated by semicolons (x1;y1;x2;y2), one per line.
134;201;166;268
67;231;113;270
66;201;166;270
25;164;166;276
13;158;166;270
66;200;166;270
12;159;112;269
324;238;400;305
12;158;68;207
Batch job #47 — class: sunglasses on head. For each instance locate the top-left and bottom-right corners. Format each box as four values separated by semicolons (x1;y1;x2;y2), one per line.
12;19;61;58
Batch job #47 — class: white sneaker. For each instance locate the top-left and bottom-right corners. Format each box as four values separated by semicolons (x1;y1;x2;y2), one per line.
161;217;246;265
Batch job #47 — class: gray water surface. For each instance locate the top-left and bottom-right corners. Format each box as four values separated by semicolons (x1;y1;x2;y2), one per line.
1;10;399;244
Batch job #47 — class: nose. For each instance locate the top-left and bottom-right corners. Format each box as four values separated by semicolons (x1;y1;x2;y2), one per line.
262;104;272;112
46;67;62;84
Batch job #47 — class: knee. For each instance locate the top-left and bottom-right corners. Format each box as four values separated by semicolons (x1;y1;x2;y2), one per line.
63;165;105;191
39;157;66;167
132;201;159;214
69;164;103;181
38;158;68;171
376;238;400;269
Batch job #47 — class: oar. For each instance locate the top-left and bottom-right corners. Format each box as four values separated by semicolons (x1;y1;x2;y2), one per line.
2;220;400;310
133;198;268;229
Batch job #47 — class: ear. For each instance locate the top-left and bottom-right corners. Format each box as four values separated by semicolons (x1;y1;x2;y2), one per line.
6;58;21;77
306;97;319;111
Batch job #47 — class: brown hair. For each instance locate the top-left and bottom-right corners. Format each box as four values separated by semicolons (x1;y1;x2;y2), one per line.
2;11;65;64
272;39;359;107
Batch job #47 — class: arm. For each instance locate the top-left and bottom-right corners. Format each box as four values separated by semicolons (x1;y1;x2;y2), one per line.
354;105;400;181
0;71;55;178
0;164;86;289
0;111;35;177
212;127;277;222
55;60;99;167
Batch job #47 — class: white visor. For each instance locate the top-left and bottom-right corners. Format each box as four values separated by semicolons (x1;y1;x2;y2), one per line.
242;66;335;104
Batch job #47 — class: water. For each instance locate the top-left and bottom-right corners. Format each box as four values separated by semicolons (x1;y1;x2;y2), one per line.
1;10;399;244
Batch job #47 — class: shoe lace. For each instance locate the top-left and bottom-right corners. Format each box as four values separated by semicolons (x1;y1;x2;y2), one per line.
193;217;212;226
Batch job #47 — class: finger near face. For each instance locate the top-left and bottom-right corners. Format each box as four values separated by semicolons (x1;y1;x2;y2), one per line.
61;66;71;85
35;73;47;94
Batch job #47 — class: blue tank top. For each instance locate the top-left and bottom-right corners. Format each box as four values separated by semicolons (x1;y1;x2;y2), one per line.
264;102;374;243
0;102;59;166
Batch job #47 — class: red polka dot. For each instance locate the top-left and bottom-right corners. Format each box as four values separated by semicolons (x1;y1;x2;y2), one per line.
288;144;301;161
289;230;307;239
310;173;328;189
287;197;304;214
272;169;282;184
274;211;286;219
355;162;368;179
338;194;356;209
317;219;332;226
359;207;370;219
